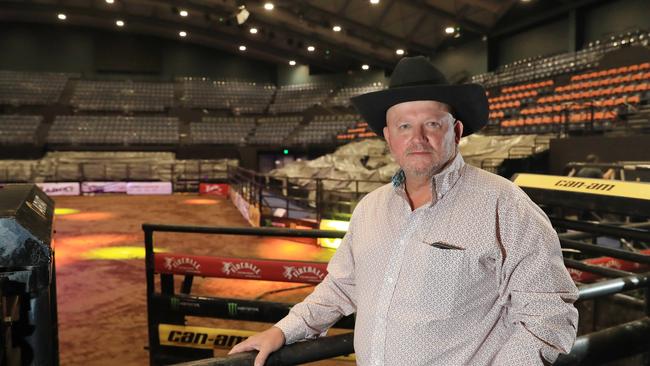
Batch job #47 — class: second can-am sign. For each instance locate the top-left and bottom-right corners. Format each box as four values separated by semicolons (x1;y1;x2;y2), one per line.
36;182;80;196
81;182;128;194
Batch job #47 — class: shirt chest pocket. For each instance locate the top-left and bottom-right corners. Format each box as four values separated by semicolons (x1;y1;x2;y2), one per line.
397;240;468;321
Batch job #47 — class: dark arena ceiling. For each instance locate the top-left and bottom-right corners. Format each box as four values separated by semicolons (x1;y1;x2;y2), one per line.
0;0;612;72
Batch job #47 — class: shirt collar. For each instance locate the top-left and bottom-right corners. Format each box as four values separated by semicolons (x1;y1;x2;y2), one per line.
391;153;466;204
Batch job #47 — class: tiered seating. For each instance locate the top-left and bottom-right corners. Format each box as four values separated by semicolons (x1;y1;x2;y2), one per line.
488;80;554;126
189;116;256;144
48;116;179;145
248;116;301;144
71;80;174;112
269;83;333;114
473;30;649;88
292;114;359;144
180;78;276;113
329;83;386;107
0;71;74;105
0;115;42;144
498;62;650;134
336;120;377;141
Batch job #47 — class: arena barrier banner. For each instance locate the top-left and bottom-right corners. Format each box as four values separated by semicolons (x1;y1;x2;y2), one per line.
81;181;128;194
158;324;356;362
228;189;260;227
36;182;80;196
155;253;328;284
126;182;173;195
568;248;650;283
513;174;650;200
199;183;229;197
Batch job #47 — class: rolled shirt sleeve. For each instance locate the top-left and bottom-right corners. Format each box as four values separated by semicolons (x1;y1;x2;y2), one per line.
493;191;579;364
274;224;357;344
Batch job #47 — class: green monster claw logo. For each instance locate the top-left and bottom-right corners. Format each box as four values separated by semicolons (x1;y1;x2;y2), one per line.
227;302;237;316
170;297;180;310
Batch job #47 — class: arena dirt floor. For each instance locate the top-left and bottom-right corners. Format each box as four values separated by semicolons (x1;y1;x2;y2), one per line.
53;194;348;366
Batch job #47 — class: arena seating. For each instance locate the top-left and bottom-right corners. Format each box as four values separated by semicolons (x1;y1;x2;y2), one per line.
473;30;649;88
497;61;650;134
329;83;386;107
189;116;256;144
47;116;179;145
0;115;42;144
71;80;174;112
248;116;302;144
180;78;276;113
336;120;377;141
292;114;359;144
0;71;75;105
269;83;333;114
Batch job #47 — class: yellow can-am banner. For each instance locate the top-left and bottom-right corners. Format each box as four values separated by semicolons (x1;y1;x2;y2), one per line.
158;324;355;361
513;174;650;201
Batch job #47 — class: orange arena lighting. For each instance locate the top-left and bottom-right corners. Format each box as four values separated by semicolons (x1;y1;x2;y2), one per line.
183;198;219;205
255;238;334;262
55;211;115;221
54;233;139;266
82;246;167;260
318;219;350;249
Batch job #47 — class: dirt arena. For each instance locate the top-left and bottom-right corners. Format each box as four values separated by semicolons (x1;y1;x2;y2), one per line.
53;194;347;365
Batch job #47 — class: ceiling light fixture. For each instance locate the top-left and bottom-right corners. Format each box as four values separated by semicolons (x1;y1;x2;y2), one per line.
307;45;315;52
116;20;125;27
370;0;380;4
289;60;296;66
361;64;370;70
395;49;405;55
239;45;247;51
264;2;274;11
57;13;67;20
179;31;187;37
332;25;342;32
105;0;114;4
249;27;258;34
179;10;189;17
445;26;455;34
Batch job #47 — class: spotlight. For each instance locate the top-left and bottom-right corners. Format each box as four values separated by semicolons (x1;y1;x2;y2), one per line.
179;31;187;37
395;49;405;55
179;9;189;17
445;26;455;34
57;13;67;20
239;45;247;51
289;60;296;66
105;0;114;3
249;27;258;34
264;2;274;10
370;0;380;4
116;20;125;27
332;25;342;32
307;45;315;52
361;64;369;70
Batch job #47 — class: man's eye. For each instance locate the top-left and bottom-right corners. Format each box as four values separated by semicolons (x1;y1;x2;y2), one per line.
426;121;441;128
398;123;410;129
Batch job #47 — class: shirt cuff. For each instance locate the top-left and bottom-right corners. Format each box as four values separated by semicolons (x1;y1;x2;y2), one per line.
274;313;306;345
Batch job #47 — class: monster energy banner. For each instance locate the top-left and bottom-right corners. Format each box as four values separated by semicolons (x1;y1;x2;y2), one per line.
154;294;355;329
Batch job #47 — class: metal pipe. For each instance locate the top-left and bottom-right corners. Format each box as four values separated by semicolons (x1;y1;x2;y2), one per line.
564;258;634;278
552;218;650;241
554;317;650;365
171;332;354;366
142;224;345;239
561;239;650;265
578;273;650;301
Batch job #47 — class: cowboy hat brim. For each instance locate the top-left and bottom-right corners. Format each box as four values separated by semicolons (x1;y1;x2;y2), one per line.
350;83;488;137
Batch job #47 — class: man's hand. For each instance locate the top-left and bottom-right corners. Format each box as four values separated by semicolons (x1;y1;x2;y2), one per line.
228;326;286;366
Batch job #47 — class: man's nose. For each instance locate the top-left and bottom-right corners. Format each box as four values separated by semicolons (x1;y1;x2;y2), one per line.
411;124;428;142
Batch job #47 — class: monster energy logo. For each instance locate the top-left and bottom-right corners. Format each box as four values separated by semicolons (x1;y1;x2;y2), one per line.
170;297;180;310
227;303;238;316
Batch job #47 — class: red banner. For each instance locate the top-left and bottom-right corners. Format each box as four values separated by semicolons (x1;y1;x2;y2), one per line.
155;253;328;284
199;183;229;197
568;249;650;283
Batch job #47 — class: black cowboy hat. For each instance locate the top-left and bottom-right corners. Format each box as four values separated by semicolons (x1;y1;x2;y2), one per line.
350;56;488;137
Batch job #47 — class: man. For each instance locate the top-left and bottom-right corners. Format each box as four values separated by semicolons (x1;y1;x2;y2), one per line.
230;56;579;366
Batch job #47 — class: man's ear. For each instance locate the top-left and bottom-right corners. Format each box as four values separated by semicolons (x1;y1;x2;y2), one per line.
454;121;464;144
383;126;390;145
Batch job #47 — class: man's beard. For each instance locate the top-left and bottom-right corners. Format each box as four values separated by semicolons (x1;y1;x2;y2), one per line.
402;138;456;178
